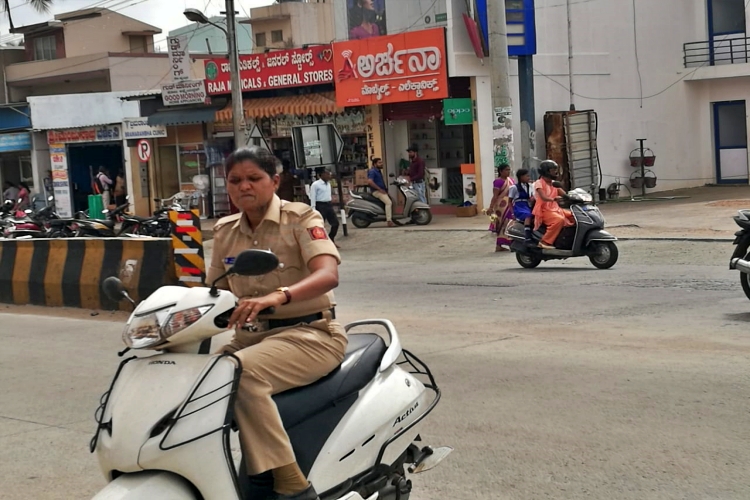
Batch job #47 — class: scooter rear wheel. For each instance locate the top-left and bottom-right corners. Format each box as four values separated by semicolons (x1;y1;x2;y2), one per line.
516;252;542;269
351;213;372;229
740;252;750;301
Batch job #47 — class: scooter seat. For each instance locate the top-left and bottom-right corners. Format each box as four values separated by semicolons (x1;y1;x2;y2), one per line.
273;333;387;429
361;193;386;208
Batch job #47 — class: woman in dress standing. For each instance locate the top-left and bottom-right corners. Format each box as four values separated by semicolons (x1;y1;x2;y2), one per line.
487;164;515;252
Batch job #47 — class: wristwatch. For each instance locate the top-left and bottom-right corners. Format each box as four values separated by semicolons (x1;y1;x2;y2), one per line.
276;287;292;305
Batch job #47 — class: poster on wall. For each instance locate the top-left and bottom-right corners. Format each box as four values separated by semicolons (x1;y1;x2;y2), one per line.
49;143;72;218
427;168;445;201
347;0;387;40
463;173;478;205
332;28;449;107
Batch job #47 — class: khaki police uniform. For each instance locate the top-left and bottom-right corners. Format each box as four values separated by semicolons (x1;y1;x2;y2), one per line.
207;195;348;475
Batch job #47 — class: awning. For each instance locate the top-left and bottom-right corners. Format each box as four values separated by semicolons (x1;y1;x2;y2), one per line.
147;107;218;126
215;92;343;122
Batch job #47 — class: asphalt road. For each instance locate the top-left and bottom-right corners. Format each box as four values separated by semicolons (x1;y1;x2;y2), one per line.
2;231;750;500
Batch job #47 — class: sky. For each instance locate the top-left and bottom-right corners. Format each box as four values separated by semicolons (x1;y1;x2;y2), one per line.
0;0;275;46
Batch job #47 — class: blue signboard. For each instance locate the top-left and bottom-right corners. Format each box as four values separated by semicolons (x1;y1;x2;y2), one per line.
475;0;536;56
0;132;31;153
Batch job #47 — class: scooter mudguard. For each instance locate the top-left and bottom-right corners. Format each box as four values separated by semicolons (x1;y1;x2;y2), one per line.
91;471;198;499
585;230;617;245
409;202;430;211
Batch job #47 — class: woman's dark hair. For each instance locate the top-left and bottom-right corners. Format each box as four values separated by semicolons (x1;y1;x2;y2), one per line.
516;168;529;180
497;164;511;176
225;147;281;178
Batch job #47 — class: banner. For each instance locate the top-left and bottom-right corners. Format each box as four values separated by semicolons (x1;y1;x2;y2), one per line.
123;118;168;139
203;45;334;95
347;0;386;40
49;143;72;218
47;125;121;145
162;80;210;107
332;28;449;107
168;35;191;82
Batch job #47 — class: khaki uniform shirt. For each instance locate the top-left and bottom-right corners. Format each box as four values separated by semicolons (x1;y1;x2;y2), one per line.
207;195;341;320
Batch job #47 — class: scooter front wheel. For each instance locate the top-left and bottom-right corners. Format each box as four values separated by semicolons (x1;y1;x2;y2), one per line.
516;252;542;269
412;209;432;226
739;252;750;301
588;241;619;269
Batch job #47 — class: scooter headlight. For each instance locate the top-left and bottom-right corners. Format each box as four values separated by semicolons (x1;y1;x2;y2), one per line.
123;305;212;349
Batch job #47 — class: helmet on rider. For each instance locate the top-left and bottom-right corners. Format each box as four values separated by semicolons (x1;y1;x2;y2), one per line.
539;160;560;180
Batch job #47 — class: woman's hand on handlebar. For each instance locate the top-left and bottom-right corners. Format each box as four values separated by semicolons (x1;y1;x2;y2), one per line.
228;292;285;329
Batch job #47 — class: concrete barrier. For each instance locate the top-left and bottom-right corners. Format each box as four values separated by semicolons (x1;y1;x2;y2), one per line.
0;238;177;310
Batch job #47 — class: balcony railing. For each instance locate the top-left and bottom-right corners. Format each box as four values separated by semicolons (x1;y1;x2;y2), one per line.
684;37;750;67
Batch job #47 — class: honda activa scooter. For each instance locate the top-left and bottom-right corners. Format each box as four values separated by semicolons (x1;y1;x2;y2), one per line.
728;209;750;300
91;249;451;500
346;175;432;228
506;188;619;269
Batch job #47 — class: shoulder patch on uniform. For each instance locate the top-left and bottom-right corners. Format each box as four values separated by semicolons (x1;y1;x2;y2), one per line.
281;201;313;218
308;227;329;240
213;213;241;231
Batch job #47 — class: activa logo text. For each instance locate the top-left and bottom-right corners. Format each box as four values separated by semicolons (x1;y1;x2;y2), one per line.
149;360;176;365
393;401;419;427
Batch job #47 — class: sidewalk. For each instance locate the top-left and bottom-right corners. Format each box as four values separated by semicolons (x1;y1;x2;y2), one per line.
200;185;750;241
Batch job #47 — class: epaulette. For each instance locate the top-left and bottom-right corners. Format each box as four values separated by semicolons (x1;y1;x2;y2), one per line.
280;201;313;218
213;213;242;232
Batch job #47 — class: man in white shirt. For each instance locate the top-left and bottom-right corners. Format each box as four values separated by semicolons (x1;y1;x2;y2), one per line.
309;168;340;248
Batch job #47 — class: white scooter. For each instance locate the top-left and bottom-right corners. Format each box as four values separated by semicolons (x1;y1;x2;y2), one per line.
91;249;451;500
346;175;432;228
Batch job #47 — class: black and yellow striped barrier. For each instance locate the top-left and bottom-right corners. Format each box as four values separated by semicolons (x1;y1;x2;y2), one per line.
0;238;177;310
169;210;206;287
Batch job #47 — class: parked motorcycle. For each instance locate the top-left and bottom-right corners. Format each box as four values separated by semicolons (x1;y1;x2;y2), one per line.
91;249;450;500
347;175;432;228
71;202;132;237
728;209;750;299
2;196;70;239
506;188;619;269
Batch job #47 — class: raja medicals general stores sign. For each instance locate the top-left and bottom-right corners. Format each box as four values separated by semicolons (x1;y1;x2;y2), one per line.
332;28;449;107
203;45;334;95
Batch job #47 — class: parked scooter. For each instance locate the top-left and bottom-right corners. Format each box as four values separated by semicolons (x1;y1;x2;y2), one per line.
91;249;451;500
728;209;750;300
347;175;432;228
506;187;619;269
2;196;66;239
71;202;132;237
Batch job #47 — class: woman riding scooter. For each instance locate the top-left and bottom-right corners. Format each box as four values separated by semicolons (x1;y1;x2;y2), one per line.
533;160;574;250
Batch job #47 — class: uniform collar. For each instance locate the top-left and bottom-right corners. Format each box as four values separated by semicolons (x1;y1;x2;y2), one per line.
235;195;282;233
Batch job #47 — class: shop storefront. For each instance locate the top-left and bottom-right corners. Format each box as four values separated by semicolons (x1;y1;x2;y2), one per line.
205;45;367;211
0;104;33;204
45;125;125;217
332;27;477;213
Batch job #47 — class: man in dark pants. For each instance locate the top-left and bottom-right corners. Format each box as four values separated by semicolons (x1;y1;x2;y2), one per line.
407;143;427;204
309;168;340;248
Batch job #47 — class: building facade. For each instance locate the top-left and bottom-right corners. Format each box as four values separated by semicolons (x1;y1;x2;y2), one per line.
248;0;334;53
169;17;253;55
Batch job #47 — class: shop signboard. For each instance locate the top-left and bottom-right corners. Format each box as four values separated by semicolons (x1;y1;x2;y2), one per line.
47;125;122;145
168;35;191;82
332;28;449;107
123;118;168;139
203;45;335;95
443;98;474;126
0;132;31;152
162;80;210;107
49;143;72;218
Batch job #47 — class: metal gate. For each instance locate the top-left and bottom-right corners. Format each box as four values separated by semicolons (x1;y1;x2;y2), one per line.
563;110;599;195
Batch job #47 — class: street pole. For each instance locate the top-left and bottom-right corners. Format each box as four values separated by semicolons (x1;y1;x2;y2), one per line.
488;0;514;172
226;0;246;147
518;55;536;171
566;0;575;111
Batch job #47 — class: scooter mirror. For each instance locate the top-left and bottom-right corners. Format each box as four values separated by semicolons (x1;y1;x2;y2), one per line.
388;173;395;178
47;195;54;202
102;276;127;302
552;181;563;188
232;249;280;277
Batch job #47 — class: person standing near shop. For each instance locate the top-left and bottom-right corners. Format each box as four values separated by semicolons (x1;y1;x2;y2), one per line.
95;167;114;208
407;144;427;203
114;170;127;207
3;181;19;203
309;168;341;248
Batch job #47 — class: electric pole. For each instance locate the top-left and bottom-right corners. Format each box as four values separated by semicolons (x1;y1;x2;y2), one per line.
488;0;514;171
226;0;246;147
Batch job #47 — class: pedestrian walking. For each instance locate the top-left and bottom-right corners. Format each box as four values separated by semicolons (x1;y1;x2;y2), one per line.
487;164;514;252
309;167;341;248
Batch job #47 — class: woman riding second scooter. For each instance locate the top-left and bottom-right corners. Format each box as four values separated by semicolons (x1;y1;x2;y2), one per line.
532;160;575;250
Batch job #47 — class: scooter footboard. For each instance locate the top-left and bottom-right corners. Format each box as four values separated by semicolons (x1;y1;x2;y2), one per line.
92;471;198;499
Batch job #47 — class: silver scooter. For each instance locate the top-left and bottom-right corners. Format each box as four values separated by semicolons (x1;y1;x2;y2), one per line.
347;175;432;228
